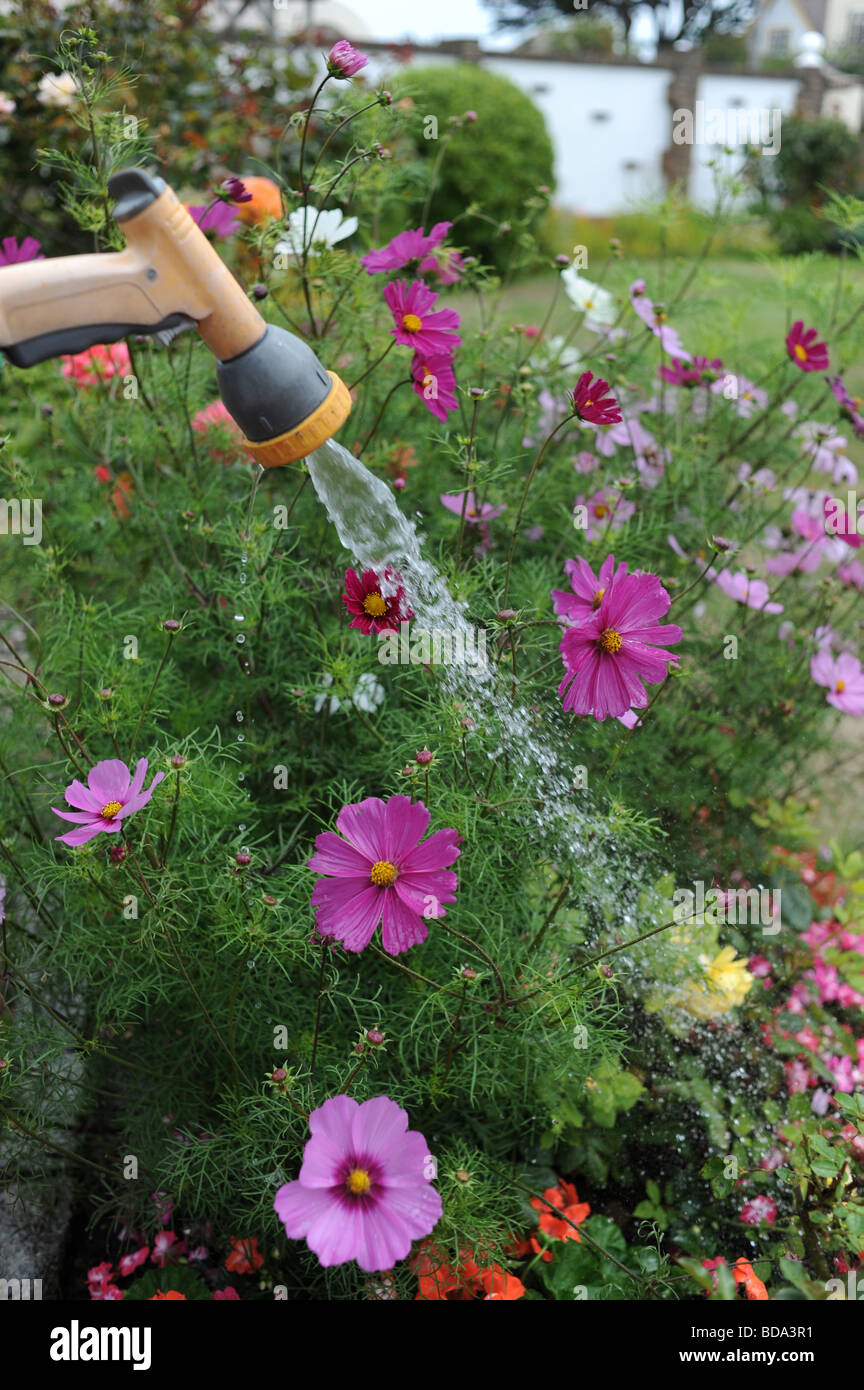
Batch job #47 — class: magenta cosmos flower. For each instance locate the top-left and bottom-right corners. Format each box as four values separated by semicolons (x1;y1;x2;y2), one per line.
274;1094;442;1271
411;351;458;421
786;320;829;372
342;566;413;634
361;222;451;274
659;355;723;388
557;559;682;720
572;371;622;427
327;40;369;78
0;235;44;266
551;553;616;626
383;280;461;357
827;375;864;440
811;650;864;715
186;202;240;237
52;758;165;846
307;794;460;954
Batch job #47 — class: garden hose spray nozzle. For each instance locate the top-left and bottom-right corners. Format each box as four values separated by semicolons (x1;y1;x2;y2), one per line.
0;168;352;465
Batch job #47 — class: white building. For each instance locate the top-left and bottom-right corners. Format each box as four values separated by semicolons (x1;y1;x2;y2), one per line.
748;0;864;61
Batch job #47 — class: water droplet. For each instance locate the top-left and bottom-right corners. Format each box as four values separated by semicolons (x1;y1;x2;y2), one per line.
237;773;245;782
234;613;245;623
238;825;246;832
241;845;249;855
237;734;245;742
239;572;247;585
235;710;244;722
236;634;246;645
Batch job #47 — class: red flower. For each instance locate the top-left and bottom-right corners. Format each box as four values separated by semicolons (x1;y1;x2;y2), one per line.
413;1242;525;1300
529;1178;591;1259
702;1256;769;1300
225;1236;264;1274
342;567;413;635
148;1289;187;1300
571;371;622;426
786;320;829;372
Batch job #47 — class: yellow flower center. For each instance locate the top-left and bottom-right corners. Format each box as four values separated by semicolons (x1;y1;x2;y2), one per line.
101;801;122;819
584;299;593;310
593;504;608;518
402;313;422;332
370;860;397;887
592;588;605;608
794;343;807;362
598;628;622;654
836;679;846;692
363;592;388;617
346;1167;372;1196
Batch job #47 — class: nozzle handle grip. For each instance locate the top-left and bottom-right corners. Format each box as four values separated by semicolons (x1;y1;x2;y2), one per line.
4;314;191;368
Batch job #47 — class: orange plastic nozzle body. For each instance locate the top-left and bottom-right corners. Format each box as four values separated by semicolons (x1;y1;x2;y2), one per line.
0;184;265;363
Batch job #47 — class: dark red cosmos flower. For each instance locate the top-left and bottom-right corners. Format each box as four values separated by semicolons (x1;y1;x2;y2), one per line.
571;371;622;427
342;567;414;635
786;320;829;373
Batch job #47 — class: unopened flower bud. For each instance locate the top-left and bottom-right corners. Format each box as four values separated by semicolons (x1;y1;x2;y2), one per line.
235;851;251;867
415;748;434;765
366;1029;384;1046
461;967;477;980
170;754;186;768
162;618;181;632
251;283;269;300
109;844;127;864
711;535;733;552
41;403;53;418
454;1168;471;1183
497;608;517;622
555;253;570;266
271;1068;287;1083
47;692;68;708
262;894;278;907
98;687;113;699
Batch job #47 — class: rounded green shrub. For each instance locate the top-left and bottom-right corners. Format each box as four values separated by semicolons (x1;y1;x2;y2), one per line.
400;63;556;269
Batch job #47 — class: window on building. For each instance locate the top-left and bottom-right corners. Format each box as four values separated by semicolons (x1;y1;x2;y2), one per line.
849;12;864;43
767;27;790;53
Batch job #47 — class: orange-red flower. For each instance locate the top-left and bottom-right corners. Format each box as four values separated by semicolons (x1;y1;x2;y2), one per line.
529;1179;590;1260
702;1256;769;1300
413;1242;525;1301
225;1236;264;1274
148;1289;187;1300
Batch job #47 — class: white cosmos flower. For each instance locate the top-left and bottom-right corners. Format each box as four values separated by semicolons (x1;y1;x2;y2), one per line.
275;207;358;258
313;671;385;715
0;93;16;118
560;268;616;326
534;334;583;372
37;72;78;108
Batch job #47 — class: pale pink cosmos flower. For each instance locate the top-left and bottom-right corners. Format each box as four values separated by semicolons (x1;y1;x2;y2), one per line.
628;279;690;359
308;794;460;955
712;569;783;614
440;491;504;524
574;487;635;540
810;650;864;715
52;758;165;846
274;1094;442;1271
712;374;767;417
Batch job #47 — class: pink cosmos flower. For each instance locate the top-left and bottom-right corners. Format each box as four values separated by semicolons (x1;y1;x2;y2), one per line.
594;413;655;458
273;1094;442;1272
828;375;864;439
838;559;864;589
659;354;723;388
52;758;165;847
786;320;829;372
383;280;461;356
810;650;864;715
361;222;452;274
574;487;635;540
327;40;369;78
419;246;466;286
740;1196;777;1227
823;495;862;549
572;371;622;427
551;554;616;626
61;342;131;386
572;450;600;474
342;566;413;635
629;279;690;359
712;569;783;614
711;374;767;417
0;235;44;266
411;351;458;421
307;794;460;955
557;559;682;720
440;491;505;524
186;202;240;237
764;512;825;575
119;1246;149;1276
